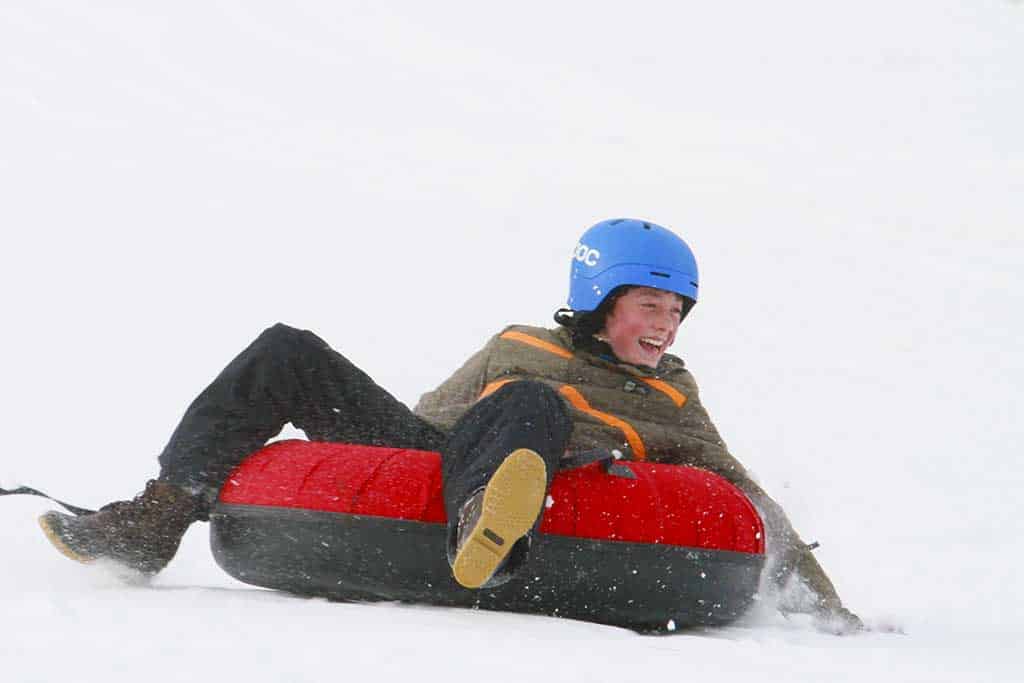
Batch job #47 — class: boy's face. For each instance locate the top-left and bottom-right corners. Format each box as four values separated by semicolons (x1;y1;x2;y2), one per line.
600;287;684;368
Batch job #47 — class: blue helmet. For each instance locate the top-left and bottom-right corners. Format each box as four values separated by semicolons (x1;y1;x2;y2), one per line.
567;218;699;312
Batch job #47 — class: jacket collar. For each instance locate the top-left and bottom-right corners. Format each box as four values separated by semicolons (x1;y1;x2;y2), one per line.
550;327;687;379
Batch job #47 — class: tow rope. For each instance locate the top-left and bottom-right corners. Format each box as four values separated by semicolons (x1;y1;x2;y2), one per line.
0;486;94;516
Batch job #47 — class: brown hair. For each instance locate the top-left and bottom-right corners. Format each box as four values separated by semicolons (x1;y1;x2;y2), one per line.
553;286;635;347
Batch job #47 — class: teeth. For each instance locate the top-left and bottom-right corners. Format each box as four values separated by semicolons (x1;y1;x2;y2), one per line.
640;337;664;348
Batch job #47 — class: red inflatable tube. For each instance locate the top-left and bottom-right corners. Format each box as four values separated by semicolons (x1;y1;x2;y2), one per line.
211;440;766;631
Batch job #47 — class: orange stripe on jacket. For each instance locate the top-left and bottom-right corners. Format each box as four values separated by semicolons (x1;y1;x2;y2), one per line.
558;386;647;461
640;378;687;408
499;331;574;360
479;379;515;400
499;330;688;409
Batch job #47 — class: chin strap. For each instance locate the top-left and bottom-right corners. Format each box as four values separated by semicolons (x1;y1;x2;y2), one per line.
0;485;95;516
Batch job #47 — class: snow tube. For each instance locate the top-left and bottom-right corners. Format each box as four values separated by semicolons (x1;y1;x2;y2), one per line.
209;440;765;632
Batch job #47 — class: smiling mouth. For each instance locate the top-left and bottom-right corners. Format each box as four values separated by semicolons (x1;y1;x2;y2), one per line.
639;337;664;353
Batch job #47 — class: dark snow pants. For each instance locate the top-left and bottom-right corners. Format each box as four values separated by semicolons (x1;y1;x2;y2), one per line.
157;324;572;543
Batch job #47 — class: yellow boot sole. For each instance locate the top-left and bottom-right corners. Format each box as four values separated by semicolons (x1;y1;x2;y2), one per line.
452;448;547;590
38;512;94;565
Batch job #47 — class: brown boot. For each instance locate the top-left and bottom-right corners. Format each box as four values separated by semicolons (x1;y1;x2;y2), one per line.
451;448;547;590
38;480;203;576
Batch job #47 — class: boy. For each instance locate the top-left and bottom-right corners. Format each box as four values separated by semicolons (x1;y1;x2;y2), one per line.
39;218;860;632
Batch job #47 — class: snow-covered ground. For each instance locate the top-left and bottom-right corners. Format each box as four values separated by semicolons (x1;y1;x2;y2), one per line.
2;2;1021;681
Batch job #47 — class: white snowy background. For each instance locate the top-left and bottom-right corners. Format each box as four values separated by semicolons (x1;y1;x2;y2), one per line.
2;1;1021;681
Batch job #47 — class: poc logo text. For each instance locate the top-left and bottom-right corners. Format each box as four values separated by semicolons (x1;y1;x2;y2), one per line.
573;243;600;266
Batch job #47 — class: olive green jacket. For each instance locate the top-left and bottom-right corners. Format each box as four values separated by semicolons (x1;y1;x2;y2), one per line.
414;323;847;612
415;324;748;483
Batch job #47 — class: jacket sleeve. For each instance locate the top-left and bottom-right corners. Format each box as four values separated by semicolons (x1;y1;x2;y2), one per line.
413;337;494;432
